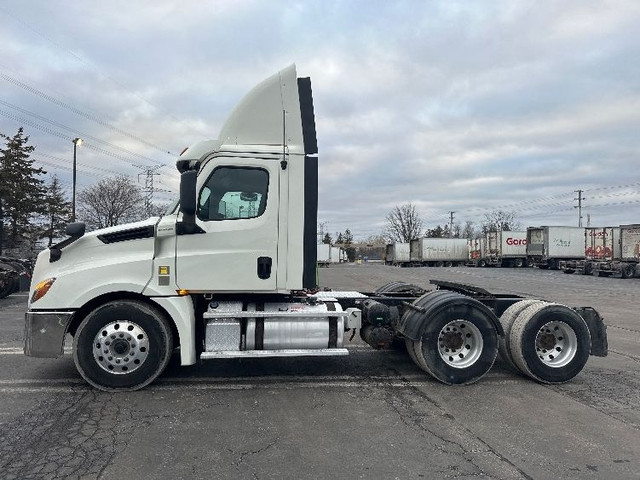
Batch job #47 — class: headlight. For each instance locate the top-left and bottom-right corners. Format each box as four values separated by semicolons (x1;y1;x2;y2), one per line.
31;278;56;303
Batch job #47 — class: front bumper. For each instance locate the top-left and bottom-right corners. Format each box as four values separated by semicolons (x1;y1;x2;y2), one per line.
24;311;75;358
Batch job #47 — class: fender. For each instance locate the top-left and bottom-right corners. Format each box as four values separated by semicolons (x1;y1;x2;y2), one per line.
397;290;504;341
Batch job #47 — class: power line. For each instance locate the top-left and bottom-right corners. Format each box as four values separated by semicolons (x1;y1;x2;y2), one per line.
0;98;165;166
0;6;211;140
0;70;176;156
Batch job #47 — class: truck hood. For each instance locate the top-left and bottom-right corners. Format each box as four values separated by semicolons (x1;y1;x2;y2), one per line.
29;217;163;309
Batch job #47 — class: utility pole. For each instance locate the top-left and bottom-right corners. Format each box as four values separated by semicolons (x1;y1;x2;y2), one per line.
448;211;455;237
318;221;327;244
574;190;584;227
134;165;162;217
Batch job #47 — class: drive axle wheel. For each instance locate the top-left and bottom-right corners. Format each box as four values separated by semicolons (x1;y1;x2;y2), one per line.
73;300;173;391
508;302;590;383
408;295;499;385
497;300;545;372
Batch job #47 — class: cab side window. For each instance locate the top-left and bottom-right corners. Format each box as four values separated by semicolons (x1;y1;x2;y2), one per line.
197;167;269;221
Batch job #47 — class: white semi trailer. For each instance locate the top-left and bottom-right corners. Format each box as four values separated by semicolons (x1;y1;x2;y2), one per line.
559;227;621;276
24;66;607;391
409;238;469;267
385;243;410;266
485;230;528;268
526;226;585;270
591;224;640;279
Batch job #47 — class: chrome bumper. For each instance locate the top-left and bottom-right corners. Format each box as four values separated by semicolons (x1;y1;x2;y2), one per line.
24;311;75;358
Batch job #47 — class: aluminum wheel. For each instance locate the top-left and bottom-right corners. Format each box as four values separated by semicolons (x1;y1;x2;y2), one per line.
437;319;484;368
535;321;577;368
93;320;149;374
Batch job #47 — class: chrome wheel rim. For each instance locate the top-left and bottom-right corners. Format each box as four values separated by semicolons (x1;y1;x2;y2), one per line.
93;321;149;374
438;320;483;368
535;321;577;368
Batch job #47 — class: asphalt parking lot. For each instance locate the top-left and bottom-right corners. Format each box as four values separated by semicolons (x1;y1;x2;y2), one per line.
0;264;639;479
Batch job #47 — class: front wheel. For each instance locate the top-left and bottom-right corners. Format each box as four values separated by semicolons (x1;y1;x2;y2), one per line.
73;300;174;391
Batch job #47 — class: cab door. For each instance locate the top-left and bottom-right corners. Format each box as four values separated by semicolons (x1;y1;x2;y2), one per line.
175;155;280;292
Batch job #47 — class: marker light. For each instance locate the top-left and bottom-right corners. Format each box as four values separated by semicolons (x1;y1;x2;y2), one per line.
31;278;56;303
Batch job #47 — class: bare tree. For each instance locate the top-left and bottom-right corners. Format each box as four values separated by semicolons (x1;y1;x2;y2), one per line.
78;175;144;230
461;220;478;239
384;203;424;242
481;210;521;234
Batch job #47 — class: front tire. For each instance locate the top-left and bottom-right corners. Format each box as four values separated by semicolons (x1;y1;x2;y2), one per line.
73;300;173;391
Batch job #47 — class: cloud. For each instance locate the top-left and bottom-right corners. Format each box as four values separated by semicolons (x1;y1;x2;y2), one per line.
1;0;639;237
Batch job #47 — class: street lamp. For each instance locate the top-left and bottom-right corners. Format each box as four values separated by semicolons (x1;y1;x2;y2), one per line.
71;137;83;222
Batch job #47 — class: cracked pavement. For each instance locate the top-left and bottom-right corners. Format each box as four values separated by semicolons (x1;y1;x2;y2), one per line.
1;265;640;479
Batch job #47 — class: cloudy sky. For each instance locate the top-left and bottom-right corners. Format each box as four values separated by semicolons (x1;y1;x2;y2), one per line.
1;0;639;239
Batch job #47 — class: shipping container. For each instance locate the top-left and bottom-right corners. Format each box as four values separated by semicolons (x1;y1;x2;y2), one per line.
526;226;585;269
410;238;469;266
486;230;527;267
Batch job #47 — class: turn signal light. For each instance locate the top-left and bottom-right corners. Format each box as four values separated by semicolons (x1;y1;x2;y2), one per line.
176;289;189;296
31;278;56;303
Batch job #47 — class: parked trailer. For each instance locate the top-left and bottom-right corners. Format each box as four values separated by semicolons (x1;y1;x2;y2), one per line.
317;244;344;266
486;230;528;267
23;65;607;391
560;227;620;275
410;238;469;267
385;243;410;266
591;224;640;279
526;226;585;270
467;238;486;266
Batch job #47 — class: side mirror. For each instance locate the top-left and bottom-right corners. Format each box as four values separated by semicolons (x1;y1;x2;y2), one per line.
180;170;198;218
177;170;203;235
65;222;86;238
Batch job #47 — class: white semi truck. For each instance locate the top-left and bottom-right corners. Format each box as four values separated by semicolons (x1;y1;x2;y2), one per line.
24;66;607;391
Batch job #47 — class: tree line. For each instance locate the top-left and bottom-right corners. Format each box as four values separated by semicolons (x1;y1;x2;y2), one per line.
0;127;163;257
384;203;521;243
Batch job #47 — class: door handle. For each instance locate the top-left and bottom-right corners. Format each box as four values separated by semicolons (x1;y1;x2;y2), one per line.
257;257;272;279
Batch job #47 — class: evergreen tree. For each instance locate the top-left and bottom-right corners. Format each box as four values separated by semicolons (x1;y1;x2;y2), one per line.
41;175;71;247
322;232;332;245
343;229;353;245
0;128;46;254
335;232;344;244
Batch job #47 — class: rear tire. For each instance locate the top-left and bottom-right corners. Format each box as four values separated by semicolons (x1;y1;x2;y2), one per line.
508;303;591;383
497;300;546;372
621;264;635;279
478;258;487;268
513;258;524;268
412;300;499;385
73;300;173;391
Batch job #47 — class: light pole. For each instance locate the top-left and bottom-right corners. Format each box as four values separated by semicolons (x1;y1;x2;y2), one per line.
72;137;83;222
